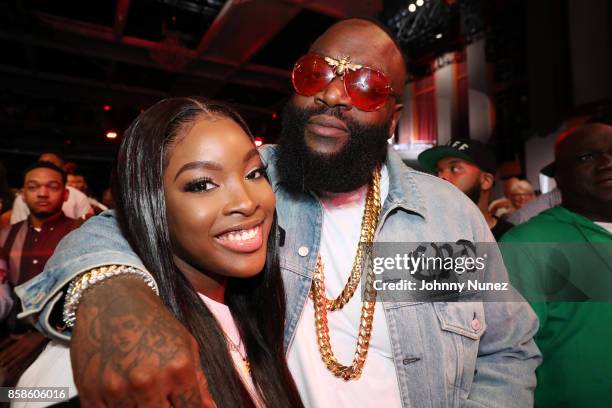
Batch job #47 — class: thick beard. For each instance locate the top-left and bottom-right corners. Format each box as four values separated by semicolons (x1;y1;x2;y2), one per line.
276;102;391;194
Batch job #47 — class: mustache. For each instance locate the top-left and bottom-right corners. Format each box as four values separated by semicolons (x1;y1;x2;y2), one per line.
299;105;352;123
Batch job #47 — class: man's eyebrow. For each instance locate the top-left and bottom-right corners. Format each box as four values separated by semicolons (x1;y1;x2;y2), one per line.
174;161;222;181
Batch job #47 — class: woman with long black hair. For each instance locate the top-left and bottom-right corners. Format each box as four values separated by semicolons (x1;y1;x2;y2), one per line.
17;97;303;407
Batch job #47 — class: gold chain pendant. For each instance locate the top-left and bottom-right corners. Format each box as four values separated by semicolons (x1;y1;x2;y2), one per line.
242;358;251;376
310;168;381;380
225;334;251;376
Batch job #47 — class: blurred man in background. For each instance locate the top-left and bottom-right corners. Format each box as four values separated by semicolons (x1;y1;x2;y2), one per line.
10;152;92;224
501;113;612;407
67;171;107;214
419;140;514;240
66;172;87;193
1;162;80;386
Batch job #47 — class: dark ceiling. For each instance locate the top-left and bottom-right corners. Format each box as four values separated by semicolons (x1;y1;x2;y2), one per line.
0;0;382;173
1;0;542;192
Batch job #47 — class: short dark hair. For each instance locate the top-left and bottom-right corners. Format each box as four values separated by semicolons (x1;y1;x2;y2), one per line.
23;161;67;185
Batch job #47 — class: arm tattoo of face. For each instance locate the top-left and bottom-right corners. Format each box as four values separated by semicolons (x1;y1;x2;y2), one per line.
71;275;201;402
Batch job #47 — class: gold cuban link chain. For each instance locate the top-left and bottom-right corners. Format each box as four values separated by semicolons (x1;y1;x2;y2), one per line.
324;167;382;311
310;167;381;380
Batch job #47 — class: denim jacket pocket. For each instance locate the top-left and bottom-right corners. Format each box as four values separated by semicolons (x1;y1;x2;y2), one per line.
433;302;487;403
434;302;487;339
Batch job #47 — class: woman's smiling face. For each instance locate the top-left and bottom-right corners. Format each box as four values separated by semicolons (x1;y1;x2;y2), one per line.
163;116;275;292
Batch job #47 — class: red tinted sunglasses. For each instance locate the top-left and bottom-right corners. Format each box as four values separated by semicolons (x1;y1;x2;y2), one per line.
291;53;397;112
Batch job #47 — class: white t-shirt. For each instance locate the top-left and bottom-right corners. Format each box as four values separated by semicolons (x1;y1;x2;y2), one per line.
200;294;264;407
10;186;92;224
287;166;402;407
15;342;78;407
595;222;612;234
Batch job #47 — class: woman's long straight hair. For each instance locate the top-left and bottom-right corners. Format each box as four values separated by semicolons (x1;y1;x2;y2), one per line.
111;97;302;408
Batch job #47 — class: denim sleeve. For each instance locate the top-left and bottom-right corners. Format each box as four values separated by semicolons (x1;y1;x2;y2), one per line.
14;210;147;342
463;216;542;407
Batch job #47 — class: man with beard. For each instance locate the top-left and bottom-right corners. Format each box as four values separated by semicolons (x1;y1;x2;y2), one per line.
419;140;514;240
15;19;540;407
10;152;93;225
0;162;79;385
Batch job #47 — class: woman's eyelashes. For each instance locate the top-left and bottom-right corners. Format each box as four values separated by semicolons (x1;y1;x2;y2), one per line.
246;166;268;180
183;167;267;193
184;177;218;193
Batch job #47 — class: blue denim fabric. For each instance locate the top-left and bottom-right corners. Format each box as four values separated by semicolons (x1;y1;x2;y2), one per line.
16;146;541;407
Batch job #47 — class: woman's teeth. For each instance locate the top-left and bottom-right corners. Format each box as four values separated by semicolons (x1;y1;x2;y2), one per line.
218;226;259;241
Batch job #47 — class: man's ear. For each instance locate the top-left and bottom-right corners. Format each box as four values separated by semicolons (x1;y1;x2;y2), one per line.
389;103;404;137
63;188;70;203
480;172;494;191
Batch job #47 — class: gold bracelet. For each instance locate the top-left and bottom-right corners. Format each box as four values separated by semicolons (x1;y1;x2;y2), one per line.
62;265;159;328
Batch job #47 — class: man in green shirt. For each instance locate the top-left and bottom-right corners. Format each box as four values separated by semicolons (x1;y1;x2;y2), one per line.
501;112;612;407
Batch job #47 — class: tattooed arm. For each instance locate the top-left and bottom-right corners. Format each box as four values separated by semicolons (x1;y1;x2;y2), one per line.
72;274;215;407
14;212;214;406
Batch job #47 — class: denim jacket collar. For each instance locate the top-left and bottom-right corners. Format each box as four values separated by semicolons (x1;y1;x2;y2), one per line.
382;148;428;220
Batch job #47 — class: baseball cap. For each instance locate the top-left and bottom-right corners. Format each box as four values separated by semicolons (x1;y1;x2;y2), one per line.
418;139;497;175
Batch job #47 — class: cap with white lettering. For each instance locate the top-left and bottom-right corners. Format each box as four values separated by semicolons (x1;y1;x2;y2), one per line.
418;139;497;175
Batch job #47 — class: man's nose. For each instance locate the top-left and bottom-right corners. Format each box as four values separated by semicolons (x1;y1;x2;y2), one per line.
37;186;50;196
596;152;612;169
316;77;353;110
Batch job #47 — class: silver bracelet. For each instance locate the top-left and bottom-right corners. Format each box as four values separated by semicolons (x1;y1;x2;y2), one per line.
63;265;159;328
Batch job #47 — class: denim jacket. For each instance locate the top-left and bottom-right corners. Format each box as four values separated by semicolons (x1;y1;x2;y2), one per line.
16;146;541;407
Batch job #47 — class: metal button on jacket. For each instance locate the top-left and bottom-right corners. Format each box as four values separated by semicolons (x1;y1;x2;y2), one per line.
471;318;482;331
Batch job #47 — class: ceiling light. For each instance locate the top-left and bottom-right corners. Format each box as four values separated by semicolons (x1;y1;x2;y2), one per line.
416;0;424;6
106;131;118;140
436;33;443;39
408;4;417;12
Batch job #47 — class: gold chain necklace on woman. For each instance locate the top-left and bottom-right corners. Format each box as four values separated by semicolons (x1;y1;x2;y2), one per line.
309;167;382;381
224;332;251;375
